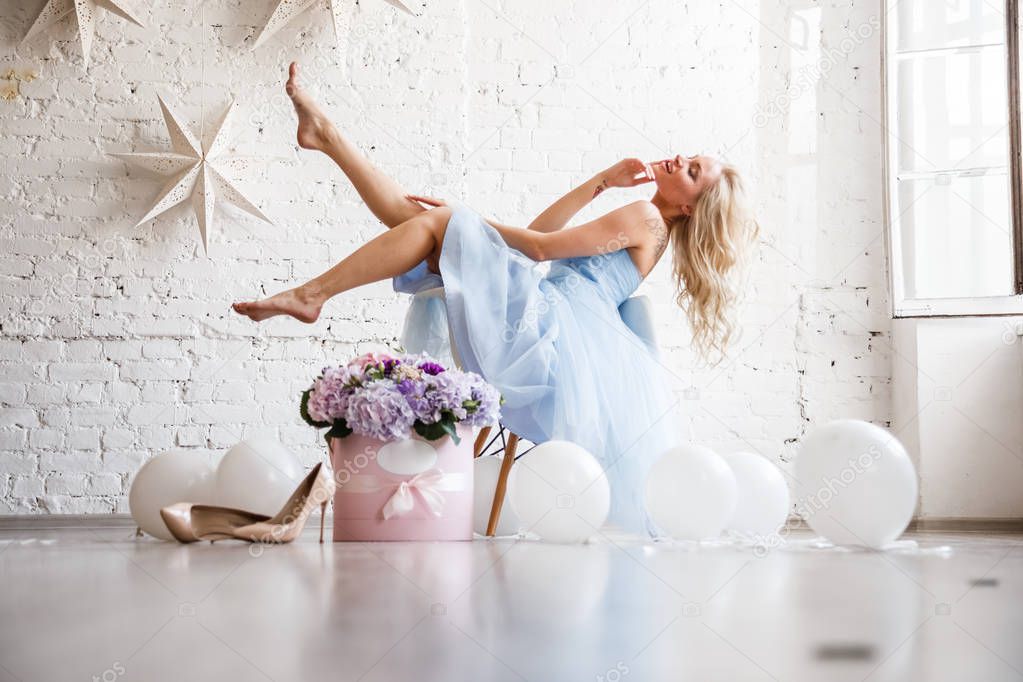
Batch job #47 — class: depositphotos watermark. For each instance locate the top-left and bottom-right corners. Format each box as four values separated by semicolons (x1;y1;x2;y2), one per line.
595;661;629;682
750;442;884;557
91;661;126;682
752;14;881;128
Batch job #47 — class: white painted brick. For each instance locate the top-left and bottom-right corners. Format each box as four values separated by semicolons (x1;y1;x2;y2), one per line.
103;429;136;449
41;496;116;513
0;452;38;475
101;450;147;473
0;384;27;405
0;340;22;360
29;429;63;450
49;363;116;382
66;340;104;361
0;260;34;277
22;340;64;361
547;151;582;172
108;382;142;403
86;473;123;496
126;404;185;425
13;476;44;497
0;408;39;428
207;426;241;448
68;428;101;450
182;384;214;403
46;473;88;495
175;427;207;447
0;0;890;515
137;427;174;450
67;383;104;403
140;382;178;403
190;404;261;425
69;407;115;427
0;428;27;449
119;360;191;381
102;341;143;361
214;382;254;402
142;340;184;359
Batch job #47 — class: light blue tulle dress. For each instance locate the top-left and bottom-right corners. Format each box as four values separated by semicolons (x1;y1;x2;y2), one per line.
393;203;680;537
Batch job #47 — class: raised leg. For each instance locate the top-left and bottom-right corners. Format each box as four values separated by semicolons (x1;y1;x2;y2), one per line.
287;62;426;229
486;432;519;536
233;207;452;323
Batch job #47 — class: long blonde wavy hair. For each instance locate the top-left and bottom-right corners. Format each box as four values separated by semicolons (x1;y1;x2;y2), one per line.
668;164;758;364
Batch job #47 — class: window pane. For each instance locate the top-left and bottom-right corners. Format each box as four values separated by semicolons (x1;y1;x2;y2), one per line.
896;48;1009;172
897;0;1004;52
897;173;1014;299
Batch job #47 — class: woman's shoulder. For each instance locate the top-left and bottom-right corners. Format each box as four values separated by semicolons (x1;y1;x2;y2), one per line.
596;200;664;234
610;200;662;222
612;201;667;248
614;200;667;237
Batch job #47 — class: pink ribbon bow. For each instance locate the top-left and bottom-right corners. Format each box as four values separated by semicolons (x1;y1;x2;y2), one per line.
381;468;447;520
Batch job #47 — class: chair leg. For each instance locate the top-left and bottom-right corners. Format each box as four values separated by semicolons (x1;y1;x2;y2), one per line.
473;425;492;458
486;432;519;536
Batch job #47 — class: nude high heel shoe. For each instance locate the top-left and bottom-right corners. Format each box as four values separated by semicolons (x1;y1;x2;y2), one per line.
160;503;272;543
229;462;336;544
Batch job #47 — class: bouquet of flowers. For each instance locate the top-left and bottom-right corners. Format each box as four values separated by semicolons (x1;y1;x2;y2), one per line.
300;351;503;445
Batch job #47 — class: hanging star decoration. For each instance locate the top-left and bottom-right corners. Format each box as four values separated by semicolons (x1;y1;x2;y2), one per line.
20;0;145;69
252;0;414;51
110;96;273;254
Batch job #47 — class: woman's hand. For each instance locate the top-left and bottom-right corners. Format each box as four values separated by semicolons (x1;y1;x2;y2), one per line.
406;194;447;208
600;158;656;190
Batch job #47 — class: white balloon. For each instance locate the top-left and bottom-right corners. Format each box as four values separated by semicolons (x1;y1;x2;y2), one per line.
473;456;521;537
509;441;609;543
724;452;790;537
645;444;737;541
215;438;305;517
794;420;917;549
129;450;218;541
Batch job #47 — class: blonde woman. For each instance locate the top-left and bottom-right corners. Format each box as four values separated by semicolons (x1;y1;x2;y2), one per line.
235;63;758;536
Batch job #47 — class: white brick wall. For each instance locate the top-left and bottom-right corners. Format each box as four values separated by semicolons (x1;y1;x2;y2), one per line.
0;0;891;513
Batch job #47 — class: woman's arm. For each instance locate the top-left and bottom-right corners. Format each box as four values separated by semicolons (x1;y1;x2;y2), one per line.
405;157;652;235
489;201;661;262
526;159;654;233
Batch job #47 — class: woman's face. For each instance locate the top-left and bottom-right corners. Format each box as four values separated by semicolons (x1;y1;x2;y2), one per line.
650;154;722;216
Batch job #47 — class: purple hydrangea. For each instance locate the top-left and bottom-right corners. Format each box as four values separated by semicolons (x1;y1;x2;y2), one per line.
425;371;472;420
398;377;439;424
302;352;502;442
344;381;416;441
306;365;360;422
463;375;502;427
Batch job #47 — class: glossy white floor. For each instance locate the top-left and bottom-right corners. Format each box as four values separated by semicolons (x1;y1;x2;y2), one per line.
0;525;1020;682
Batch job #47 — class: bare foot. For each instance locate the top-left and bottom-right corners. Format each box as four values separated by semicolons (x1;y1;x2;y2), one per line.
286;62;336;151
232;286;323;323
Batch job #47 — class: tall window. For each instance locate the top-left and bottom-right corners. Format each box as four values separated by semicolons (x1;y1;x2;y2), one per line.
883;0;1023;316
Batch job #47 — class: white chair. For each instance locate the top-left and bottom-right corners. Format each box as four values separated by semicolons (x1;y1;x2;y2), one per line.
400;286;660;536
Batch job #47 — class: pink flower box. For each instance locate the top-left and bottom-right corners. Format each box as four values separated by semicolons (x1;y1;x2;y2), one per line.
329;424;475;541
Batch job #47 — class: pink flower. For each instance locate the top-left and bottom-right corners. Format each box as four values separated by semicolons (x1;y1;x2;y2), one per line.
348;352;393;369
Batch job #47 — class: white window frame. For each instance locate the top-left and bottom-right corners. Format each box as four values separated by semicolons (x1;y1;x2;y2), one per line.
881;0;1023;317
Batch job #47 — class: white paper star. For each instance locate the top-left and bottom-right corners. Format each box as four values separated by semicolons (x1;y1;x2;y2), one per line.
110;96;273;254
20;0;145;68
252;0;414;50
